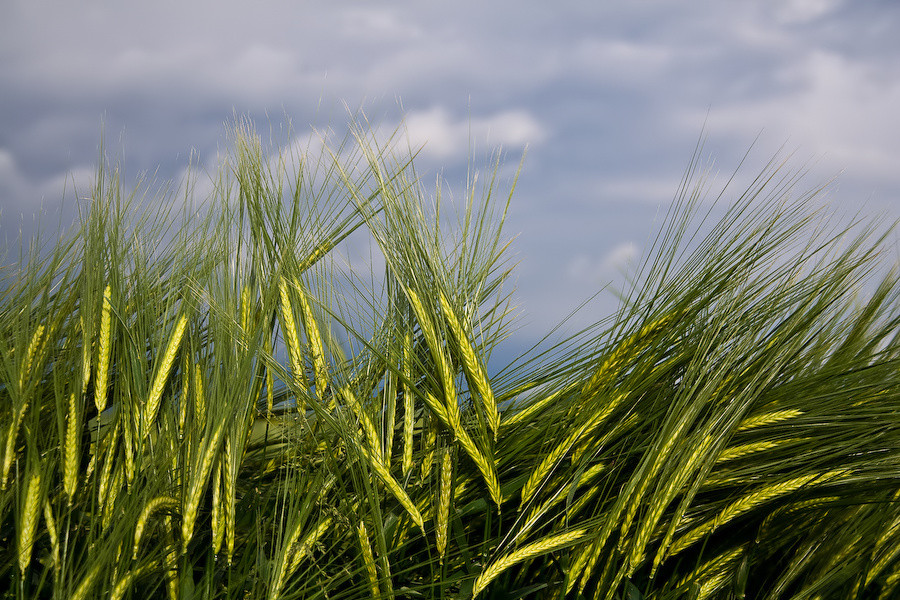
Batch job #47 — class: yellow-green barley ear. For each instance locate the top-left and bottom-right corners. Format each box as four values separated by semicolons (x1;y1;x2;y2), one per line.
357;520;382;599
473;528;590;597
362;444;425;532
182;420;227;547
17;467;43;575
43;499;60;573
295;280;329;403
439;291;499;437
435;447;453;561
279;277;309;412
95;284;113;413
407;288;457;410
64;391;81;502
81;314;92;396
133;496;179;558
143;313;188;440
401;327;415;476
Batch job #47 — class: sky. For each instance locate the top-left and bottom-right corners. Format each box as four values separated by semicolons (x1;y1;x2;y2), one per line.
2;0;899;353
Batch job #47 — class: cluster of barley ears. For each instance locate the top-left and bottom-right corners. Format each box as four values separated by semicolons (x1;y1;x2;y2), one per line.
2;116;900;599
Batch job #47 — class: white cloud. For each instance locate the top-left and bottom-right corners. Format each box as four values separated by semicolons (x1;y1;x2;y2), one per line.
687;50;900;185
775;0;843;24
400;107;547;160
566;242;640;284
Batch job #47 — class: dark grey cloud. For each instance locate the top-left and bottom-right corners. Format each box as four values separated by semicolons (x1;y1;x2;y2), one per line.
2;0;899;345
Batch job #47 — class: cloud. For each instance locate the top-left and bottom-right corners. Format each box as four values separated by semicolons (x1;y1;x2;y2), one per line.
399;107;547;161
566;242;640;284
695;49;900;184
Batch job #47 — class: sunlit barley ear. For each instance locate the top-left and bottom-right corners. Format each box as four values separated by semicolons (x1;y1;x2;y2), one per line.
133;496;179;558
63;391;81;502
95;284;113;413
355;520;382;599
473;528;590;597
435;447;453;561
17;468;43;576
439;290;499;437
143;313;188;441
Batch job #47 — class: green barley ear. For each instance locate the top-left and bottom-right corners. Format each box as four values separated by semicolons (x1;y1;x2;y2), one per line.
95;284;113;413
133;496;179;558
435;446;453;561
17;467;43;575
143;313;188;440
357;520;382;599
439;290;499;437
279;277;309;410
473;528;590;597
63;391;81;502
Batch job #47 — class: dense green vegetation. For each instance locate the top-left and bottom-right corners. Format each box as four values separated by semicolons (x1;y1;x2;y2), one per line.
2;118;900;599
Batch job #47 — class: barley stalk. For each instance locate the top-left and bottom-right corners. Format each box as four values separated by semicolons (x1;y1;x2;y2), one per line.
357;520;382;599
144;313;188;440
133;496;179;558
17;469;42;575
473;528;590;597
96;284;113;413
439;291;499;436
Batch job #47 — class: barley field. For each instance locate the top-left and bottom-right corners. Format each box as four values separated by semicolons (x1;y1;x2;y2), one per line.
2;118;899;599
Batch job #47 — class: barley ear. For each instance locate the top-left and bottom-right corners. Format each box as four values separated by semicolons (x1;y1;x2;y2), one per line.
17;468;43;575
296;281;329;402
143;313;188;440
96;284;113;413
473;528;590;597
279;278;309;410
133;496;179;558
357;520;382;599
435;447;453;561
439;291;499;436
64;391;81;502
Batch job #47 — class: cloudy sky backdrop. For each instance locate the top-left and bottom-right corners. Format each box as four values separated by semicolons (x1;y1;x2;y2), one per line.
2;0;899;352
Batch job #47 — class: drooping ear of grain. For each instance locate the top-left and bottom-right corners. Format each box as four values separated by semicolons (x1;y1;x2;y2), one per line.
279;278;310;412
473;528;590;597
